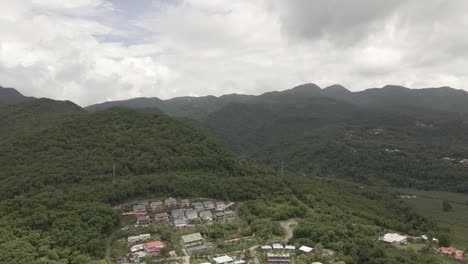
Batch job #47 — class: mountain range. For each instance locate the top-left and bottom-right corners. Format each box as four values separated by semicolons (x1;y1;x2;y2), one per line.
0;84;465;263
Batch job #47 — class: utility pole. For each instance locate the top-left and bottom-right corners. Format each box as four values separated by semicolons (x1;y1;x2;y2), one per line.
281;160;284;177
112;163;116;184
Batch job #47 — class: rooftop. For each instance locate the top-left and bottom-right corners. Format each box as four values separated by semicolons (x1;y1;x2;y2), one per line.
181;233;203;243
213;256;233;263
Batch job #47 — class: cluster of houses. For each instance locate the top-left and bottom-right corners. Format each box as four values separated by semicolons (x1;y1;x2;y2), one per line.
126;234;165;263
127;198;236;229
259;243;316;264
438;247;465;262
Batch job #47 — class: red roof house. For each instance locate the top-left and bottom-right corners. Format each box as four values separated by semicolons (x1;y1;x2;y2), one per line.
438;247;465;261
143;241;165;253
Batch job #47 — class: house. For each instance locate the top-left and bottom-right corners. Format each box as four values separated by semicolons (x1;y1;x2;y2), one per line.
438;247;465;261
215;211;225;222
136;216;151;226
131;251;147;263
261;245;273;251
267;253;290;264
199;210;212;221
272;243;284;250
193;202;204;211
133;204;146;214
203;201;215;210
380;233;408;244
181;233;203;248
185;209;198;220
139;234;151;241
181;199;191;208
213;255;234;264
171;209;184;219
299;246;313;255
130;244;144;253
215;201;226;211
165;197;178;208
154;212;169;222
224;210;235;219
150;201;163;211
285;245;296;250
143;241;165;253
173;218;187;229
128;236;140;244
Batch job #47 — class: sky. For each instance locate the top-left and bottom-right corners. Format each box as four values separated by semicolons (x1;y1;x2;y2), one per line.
0;0;467;106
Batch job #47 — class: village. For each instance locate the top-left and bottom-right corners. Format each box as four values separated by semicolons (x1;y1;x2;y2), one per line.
110;197;466;264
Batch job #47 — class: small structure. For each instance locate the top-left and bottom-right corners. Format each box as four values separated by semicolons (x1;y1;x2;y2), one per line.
139;234;151;241
165;197;177;208
261;245;273;251
215;211;225;222
150;201;163;212
421;235;439;243
299;246;313;255
215;201;226;211
173;218;187;229
285;245;296;250
133;204;146;214
460;159;468;165
131;244;144;253
199;210;212;221
193;202;204;211
267;253;290;264
203;201;215;210
233;261;246;264
143;241;165;253
380;233;408;244
438;247;465;261
272;243;284;250
171;209;184;219
131;251;147;263
185;209;198;220
181;233;203;248
224;210;235;219
181;199;191;208
155;212;170;223
213;255;234;264
128;236;140;244
136;216;151;226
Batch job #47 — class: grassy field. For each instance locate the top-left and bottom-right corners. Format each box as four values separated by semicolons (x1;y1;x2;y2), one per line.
390;188;468;248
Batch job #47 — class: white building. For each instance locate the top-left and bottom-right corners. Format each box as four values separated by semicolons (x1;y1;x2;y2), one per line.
380;233;408;244
213;256;234;264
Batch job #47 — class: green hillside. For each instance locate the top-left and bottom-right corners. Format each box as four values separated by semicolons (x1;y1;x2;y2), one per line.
0;98;84;143
0;95;462;264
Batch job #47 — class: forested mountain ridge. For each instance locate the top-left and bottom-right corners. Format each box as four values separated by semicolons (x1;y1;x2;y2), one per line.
0;89;459;263
86;83;468;119
0;85;34;105
0;98;84;143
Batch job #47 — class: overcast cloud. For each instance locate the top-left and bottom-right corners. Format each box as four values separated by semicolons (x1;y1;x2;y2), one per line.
0;0;467;106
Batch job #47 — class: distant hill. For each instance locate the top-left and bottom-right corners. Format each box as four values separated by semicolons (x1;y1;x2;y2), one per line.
86;83;468;119
0;86;34;104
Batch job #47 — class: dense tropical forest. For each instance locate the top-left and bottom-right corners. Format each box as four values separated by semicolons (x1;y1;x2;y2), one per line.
0;86;466;263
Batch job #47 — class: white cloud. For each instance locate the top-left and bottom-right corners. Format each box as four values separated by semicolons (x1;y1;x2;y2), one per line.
0;0;467;106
